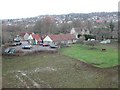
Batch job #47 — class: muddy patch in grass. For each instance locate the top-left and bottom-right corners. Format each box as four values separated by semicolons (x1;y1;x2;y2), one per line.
2;53;118;88
5;68;57;88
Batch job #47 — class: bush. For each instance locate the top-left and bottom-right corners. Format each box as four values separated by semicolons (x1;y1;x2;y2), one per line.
76;35;85;45
85;40;98;49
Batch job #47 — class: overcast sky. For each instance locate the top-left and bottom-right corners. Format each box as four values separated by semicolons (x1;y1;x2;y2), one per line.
0;0;119;19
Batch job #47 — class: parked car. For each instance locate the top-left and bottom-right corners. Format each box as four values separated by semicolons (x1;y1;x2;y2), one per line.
49;44;58;48
42;42;49;47
10;42;22;46
14;39;20;42
63;43;70;47
9;48;16;54
61;43;70;48
40;42;43;46
4;48;16;54
14;37;20;42
22;45;32;49
64;44;70;47
100;39;111;44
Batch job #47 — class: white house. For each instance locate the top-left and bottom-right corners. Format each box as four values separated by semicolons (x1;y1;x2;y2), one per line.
43;35;53;43
70;28;90;35
70;28;90;39
28;34;33;44
28;33;41;44
70;28;77;35
43;34;77;45
24;33;30;40
70;28;79;39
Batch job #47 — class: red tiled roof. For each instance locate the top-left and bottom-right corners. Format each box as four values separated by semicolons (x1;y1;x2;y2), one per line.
31;34;41;41
48;34;76;42
41;35;47;40
96;20;103;23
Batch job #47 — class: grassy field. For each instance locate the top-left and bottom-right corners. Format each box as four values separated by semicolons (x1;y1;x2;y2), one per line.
2;52;118;88
60;44;118;68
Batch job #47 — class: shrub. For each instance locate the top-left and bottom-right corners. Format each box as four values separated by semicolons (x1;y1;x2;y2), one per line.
85;40;98;49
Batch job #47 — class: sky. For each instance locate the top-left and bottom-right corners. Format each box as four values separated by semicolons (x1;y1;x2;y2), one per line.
0;0;119;19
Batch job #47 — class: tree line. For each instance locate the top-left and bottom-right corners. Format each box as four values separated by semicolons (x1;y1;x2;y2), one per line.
2;16;118;44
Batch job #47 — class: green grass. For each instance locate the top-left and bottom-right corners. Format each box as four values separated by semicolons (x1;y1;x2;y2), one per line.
2;53;118;88
60;44;118;68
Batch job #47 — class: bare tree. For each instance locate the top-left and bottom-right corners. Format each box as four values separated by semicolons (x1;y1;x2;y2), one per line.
109;21;115;39
2;24;22;44
34;16;57;34
72;19;82;28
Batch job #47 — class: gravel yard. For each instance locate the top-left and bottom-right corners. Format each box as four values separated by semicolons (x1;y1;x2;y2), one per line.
3;41;57;55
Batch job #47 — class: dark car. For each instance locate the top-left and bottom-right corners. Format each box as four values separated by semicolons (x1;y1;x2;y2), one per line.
10;42;22;46
22;45;32;49
4;48;16;54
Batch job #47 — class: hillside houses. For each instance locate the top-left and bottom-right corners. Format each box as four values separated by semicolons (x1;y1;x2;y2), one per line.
20;32;32;40
19;32;41;44
19;32;77;45
2;12;118;45
2;12;117;26
70;28;90;39
70;28;90;35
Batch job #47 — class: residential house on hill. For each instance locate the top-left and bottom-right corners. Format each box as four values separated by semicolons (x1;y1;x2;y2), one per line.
71;28;90;35
19;32;32;40
70;28;90;39
28;33;41;44
70;28;78;35
111;30;118;39
43;34;77;45
23;33;30;40
95;20;103;23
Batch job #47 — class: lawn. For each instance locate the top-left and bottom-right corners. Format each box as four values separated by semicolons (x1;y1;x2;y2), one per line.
2;53;118;88
60;44;118;68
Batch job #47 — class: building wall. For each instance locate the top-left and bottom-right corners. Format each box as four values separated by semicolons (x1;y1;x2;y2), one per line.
24;33;29;40
43;36;53;43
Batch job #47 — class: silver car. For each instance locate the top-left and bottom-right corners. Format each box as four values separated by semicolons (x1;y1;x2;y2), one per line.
22;45;32;49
